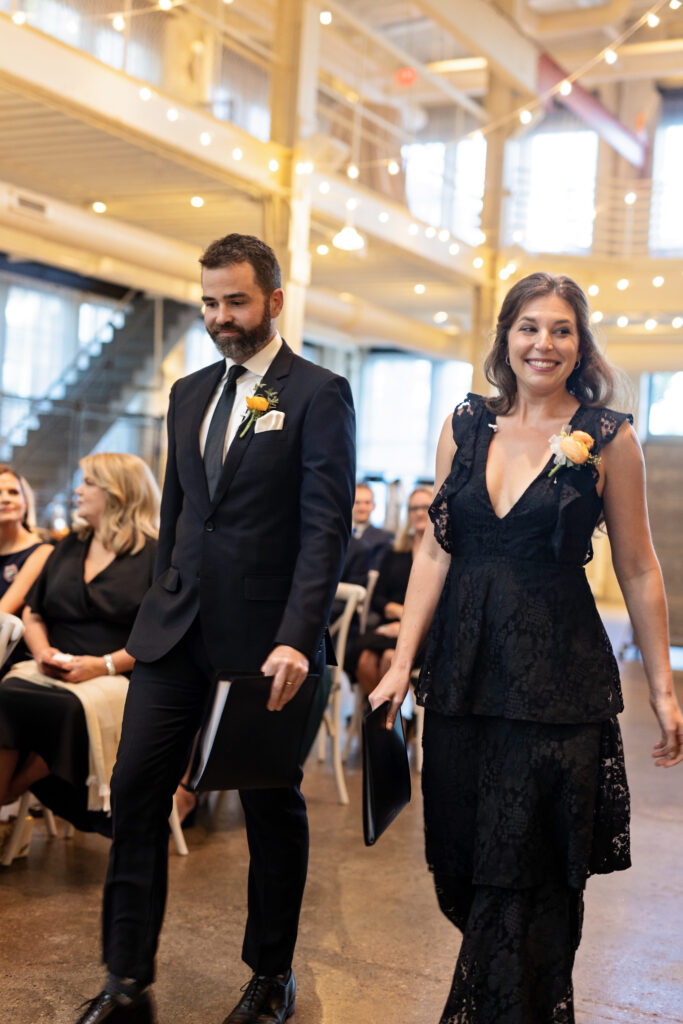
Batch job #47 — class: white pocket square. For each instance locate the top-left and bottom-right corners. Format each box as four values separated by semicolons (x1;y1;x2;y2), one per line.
254;410;285;433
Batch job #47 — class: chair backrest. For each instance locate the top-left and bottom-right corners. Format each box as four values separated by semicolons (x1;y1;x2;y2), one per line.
0;612;24;670
358;569;380;633
329;583;366;681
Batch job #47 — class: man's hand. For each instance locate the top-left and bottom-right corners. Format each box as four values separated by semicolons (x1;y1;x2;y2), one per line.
261;645;309;711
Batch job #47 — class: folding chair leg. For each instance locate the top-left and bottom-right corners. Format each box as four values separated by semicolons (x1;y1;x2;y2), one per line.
1;792;33;867
169;796;189;856
43;807;58;837
329;687;349;805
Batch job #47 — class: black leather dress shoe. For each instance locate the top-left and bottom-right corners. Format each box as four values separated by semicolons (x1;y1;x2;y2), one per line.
74;990;155;1024
222;971;296;1024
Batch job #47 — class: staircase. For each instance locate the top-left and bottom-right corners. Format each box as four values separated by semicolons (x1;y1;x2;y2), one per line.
8;293;199;510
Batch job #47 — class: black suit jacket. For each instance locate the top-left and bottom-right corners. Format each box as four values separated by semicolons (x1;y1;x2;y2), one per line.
358;523;394;571
127;341;356;675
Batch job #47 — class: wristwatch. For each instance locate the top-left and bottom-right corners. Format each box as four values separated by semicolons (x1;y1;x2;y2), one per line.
103;654;116;676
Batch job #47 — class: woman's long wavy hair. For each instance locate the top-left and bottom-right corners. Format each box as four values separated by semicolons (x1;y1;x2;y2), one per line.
0;464;37;530
484;272;624;415
394;488;432;553
76;452;160;555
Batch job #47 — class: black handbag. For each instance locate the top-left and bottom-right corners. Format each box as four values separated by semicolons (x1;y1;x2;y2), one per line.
362;702;411;845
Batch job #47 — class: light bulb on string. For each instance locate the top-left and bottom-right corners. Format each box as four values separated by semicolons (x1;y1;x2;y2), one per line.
519;110;532;125
387;160;400;176
645;318;657;330
559;80;573;97
647;13;660;27
604;49;618;65
112;14;125;31
332;225;365;251
12;11;27;24
617;316;629;328
671;0;681;9
347;164;359;180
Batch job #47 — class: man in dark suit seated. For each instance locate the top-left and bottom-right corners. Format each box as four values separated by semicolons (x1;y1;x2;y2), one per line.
352;482;394;571
75;234;355;1024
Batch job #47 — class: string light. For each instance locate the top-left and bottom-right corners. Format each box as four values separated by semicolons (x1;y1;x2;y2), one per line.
617;316;629;328
588;285;599;296
92;202;107;214
473;257;484;269
414;284;426;295
604;49;618;65
425;226;436;238
652;275;664;287
433;312;448;324
159;0;172;9
449;242;460;255
317;244;329;255
617;279;629;290
190;196;204;208
347;164;359;180
295;160;313;174
624;192;637;205
387;160;400;175
378;211;390;223
672;316;683;328
112;14;125;31
200;132;211;146
519;110;532;125
408;223;419;235
268;158;279;172
671;0;682;9
167;108;179;121
346;198;358;211
11;11;27;24
439;229;450;242
320;10;332;24
232;147;243;160
591;311;604;323
559;80;572;97
139;87;152;101
645;318;657;329
318;181;330;194
647;12;660;26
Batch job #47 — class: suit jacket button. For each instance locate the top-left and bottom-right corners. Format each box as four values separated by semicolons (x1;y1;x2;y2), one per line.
205;520;215;532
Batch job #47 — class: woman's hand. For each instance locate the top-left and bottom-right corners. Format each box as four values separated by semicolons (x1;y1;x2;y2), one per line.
651;693;683;767
36;647;70;679
368;663;411;729
375;620;400;638
58;655;112;684
383;602;404;621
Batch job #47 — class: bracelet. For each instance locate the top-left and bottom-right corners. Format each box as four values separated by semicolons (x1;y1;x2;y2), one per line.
103;654;116;677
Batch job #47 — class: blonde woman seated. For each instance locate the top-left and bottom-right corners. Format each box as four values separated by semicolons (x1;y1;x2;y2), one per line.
353;487;431;696
0;465;53;665
0;452;159;834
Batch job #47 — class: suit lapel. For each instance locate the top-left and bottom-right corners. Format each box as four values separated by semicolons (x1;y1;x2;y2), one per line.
209;341;295;510
176;360;225;509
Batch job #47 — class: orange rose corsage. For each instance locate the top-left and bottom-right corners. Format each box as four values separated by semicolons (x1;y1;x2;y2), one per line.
548;426;601;480
239;386;279;437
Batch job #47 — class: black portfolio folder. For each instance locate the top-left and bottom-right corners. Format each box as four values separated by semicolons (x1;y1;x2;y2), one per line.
362;702;411;846
189;674;318;792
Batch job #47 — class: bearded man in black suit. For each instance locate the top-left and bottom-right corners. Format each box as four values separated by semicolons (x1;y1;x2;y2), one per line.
76;234;355;1024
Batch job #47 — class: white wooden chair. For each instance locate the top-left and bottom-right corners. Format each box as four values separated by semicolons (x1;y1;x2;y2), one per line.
0;612;24;668
316;582;365;805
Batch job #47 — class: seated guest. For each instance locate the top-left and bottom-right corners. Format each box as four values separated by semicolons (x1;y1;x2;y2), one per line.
0;466;53;666
0;452;159;834
353;487;431;696
352;482;394;570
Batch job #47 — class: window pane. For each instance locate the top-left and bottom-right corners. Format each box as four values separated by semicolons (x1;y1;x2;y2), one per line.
650;125;683;254
648;372;683;436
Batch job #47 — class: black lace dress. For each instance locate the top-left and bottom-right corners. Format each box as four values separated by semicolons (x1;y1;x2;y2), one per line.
416;394;632;1024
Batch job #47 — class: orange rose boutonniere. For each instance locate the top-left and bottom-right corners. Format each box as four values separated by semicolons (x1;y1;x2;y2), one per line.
240;386;279;437
548;426;601;480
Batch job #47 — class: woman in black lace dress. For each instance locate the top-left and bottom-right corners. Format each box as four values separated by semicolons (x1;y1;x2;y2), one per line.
370;272;683;1024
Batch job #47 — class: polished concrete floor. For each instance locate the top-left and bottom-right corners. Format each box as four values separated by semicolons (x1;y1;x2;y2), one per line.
1;661;682;1024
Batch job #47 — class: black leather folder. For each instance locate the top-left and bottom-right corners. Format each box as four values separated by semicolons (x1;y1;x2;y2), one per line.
189;674;318;792
362;702;411;846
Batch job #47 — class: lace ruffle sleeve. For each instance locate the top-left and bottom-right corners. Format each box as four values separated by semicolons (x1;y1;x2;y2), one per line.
429;394;485;553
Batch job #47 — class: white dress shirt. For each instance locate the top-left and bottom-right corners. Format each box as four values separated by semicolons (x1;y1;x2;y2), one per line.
199;332;283;460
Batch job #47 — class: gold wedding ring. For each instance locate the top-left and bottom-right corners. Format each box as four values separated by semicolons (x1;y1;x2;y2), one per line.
285;680;295;686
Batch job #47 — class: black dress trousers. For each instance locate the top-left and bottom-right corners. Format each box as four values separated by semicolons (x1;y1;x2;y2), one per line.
102;617;309;986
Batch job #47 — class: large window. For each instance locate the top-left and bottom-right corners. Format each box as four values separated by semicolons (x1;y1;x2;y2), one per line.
504;128;599;253
650;123;683;254
403;134;487;246
647;372;683;436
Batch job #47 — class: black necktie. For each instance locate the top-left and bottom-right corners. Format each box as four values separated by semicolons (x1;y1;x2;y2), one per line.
203;365;247;499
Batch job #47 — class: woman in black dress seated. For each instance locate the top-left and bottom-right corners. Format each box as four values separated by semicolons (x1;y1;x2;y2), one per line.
0;466;53;663
0;452;159;833
370;272;683;1023
354;487;431;697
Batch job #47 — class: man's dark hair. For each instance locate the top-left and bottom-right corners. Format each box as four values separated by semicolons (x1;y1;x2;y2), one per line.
199;234;282;295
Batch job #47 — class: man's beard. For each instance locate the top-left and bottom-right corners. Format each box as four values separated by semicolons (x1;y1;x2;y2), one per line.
208;302;272;362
